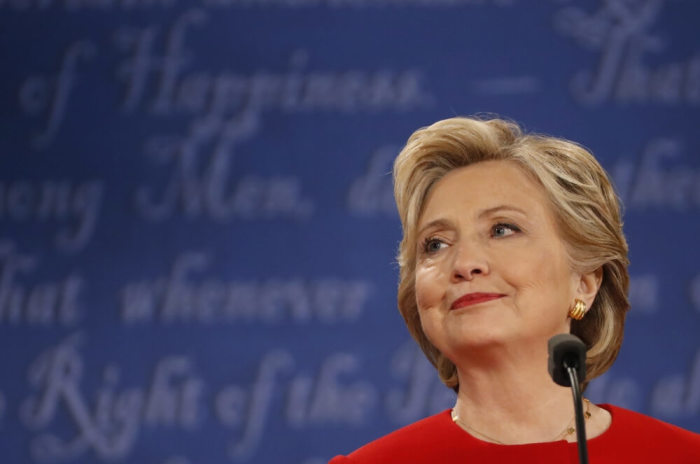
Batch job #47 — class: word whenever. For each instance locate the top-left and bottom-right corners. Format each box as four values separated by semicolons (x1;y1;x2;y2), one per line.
0;242;83;326
21;335;204;462
611;138;700;211
0;180;103;252
555;1;700;105
114;10;433;124
134;117;314;221
121;252;370;324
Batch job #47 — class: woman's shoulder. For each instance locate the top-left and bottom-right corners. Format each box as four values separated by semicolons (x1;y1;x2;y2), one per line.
596;404;700;459
604;404;700;438
329;409;463;464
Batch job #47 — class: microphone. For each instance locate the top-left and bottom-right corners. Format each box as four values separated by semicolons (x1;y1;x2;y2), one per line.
548;333;586;387
548;334;589;464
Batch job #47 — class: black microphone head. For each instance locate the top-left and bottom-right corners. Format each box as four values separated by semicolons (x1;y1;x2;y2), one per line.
548;333;587;387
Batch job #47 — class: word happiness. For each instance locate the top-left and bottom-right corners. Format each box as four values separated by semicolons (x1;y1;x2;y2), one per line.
114;10;433;122
18;9;434;150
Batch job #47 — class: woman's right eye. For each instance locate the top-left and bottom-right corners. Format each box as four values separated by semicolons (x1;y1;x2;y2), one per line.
422;238;446;254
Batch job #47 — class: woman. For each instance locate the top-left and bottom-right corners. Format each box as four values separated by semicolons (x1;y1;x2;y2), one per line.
330;116;700;463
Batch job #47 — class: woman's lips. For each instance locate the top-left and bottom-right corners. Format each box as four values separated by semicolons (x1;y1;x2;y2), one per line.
450;293;505;310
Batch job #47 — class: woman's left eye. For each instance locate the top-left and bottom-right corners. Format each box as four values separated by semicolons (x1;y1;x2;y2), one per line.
492;223;520;237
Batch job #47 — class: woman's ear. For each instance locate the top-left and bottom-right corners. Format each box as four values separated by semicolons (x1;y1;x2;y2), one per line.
577;267;603;309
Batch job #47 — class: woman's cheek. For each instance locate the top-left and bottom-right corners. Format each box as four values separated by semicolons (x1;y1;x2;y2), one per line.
415;265;444;311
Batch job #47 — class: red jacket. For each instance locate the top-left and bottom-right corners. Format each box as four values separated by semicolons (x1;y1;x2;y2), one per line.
330;404;700;463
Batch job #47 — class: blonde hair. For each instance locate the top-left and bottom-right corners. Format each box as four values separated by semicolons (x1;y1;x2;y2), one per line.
393;116;630;391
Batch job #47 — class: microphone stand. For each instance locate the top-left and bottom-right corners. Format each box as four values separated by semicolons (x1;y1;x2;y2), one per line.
565;362;589;464
548;333;590;464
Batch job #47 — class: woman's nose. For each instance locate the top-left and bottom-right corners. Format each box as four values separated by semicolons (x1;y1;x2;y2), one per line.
450;243;489;282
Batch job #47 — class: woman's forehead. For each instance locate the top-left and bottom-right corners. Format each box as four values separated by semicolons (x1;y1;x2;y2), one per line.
416;161;551;227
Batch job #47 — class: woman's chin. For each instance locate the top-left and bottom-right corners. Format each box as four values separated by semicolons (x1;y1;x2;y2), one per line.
440;329;515;356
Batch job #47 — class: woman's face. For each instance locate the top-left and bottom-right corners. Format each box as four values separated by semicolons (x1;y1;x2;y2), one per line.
414;161;595;361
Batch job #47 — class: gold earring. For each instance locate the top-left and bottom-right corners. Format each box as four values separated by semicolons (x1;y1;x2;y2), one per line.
569;299;586;320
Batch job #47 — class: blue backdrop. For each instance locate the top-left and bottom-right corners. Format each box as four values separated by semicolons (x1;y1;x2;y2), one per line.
1;1;699;463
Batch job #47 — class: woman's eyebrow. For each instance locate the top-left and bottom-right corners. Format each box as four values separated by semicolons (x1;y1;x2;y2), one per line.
416;218;454;237
478;205;527;218
417;206;527;236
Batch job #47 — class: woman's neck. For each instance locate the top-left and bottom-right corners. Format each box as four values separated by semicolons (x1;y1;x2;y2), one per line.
451;348;582;444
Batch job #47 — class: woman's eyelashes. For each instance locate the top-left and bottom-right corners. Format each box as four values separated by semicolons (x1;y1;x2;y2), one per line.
421;236;448;255
419;222;522;255
491;222;521;238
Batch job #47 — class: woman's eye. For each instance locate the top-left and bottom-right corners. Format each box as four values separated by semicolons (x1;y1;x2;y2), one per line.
492;223;520;237
423;238;446;254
